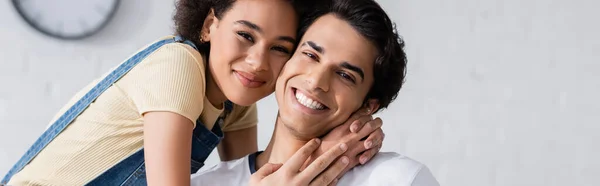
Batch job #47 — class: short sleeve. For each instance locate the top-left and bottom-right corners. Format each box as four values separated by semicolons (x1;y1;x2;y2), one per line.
411;166;440;186
221;104;258;132
338;152;440;186
117;43;207;126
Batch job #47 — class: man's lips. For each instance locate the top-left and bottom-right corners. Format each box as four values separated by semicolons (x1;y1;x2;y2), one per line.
293;88;328;110
234;71;266;88
290;87;330;115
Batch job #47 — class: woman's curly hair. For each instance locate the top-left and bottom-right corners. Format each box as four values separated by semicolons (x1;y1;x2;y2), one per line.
173;0;314;54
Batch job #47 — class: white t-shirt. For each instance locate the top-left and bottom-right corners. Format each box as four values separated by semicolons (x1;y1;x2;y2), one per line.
191;152;439;186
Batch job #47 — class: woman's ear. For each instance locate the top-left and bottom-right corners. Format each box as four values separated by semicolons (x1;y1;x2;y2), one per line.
364;99;380;115
200;9;218;42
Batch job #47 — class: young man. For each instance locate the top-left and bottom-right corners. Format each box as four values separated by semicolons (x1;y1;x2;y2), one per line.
191;0;439;185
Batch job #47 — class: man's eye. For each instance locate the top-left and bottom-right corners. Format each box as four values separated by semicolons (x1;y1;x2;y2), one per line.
338;72;356;84
302;52;318;61
237;32;254;43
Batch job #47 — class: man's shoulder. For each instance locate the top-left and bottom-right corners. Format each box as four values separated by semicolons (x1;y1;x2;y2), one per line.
191;157;251;186
340;152;439;186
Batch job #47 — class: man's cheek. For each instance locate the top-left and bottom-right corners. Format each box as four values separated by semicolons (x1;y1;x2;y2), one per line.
273;63;286;77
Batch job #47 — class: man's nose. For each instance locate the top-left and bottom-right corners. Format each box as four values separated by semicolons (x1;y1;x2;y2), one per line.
305;66;330;93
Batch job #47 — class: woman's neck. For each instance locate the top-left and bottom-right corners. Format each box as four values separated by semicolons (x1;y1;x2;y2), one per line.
205;61;226;109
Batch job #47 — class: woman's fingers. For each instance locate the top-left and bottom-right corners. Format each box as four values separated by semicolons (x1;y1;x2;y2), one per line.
252;163;283;180
359;144;382;165
363;127;384;150
282;138;322;171
300;143;348;181
327;178;340;186
309;156;349;186
356;117;383;141
349;114;374;133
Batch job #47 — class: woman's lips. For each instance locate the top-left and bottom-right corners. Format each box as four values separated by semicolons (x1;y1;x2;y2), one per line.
234;71;266;88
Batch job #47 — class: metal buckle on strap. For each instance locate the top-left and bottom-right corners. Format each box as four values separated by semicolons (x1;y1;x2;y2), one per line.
174;35;184;42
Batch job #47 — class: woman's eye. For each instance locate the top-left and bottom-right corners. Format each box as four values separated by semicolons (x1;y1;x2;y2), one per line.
237;32;254;43
338;72;356;84
272;46;290;54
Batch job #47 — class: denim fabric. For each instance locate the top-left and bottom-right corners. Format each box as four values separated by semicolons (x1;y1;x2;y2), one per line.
2;36;232;186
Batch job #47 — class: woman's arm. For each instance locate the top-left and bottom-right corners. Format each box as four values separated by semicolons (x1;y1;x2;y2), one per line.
143;111;194;186
217;126;258;161
217;103;259;161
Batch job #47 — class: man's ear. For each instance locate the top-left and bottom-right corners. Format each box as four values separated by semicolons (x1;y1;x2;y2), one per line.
364;99;380;115
200;9;218;42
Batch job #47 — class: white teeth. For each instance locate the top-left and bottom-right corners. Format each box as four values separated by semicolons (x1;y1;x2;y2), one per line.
295;91;325;110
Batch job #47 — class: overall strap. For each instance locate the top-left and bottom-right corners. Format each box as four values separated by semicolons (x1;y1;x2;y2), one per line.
215;100;234;128
223;100;234;117
1;36;197;185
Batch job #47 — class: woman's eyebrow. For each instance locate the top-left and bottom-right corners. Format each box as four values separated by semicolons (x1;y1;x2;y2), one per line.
235;20;262;32
235;20;296;44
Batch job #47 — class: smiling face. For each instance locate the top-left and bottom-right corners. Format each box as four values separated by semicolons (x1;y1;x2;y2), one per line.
275;14;379;139
205;0;298;106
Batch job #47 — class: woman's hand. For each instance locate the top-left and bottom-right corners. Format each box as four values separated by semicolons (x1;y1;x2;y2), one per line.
250;139;349;186
313;107;385;178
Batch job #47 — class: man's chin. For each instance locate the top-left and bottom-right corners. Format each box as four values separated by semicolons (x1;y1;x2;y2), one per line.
280;117;325;139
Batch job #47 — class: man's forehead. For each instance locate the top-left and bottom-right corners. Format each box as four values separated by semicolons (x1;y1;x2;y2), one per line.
302;15;375;56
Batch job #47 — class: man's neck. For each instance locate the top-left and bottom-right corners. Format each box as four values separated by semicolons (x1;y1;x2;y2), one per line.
256;115;311;170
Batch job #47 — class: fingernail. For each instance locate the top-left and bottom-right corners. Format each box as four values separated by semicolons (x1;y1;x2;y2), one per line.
351;124;358;132
315;138;321;144
360;156;367;164
340;143;347;151
365;141;373;149
342;157;349;164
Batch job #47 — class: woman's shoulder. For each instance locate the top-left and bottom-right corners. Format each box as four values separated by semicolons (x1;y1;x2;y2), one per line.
123;36;209;84
120;36;208;82
114;36;210;123
147;37;206;69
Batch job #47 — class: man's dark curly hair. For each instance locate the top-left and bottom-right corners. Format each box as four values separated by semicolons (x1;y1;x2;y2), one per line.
173;0;314;55
300;0;408;113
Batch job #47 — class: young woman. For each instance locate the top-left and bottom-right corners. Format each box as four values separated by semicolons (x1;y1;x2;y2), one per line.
2;0;385;185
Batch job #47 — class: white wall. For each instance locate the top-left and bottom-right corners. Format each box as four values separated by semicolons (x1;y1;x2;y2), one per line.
1;0;599;185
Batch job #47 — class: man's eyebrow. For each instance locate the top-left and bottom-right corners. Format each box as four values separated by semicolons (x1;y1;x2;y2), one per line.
235;20;261;32
236;20;296;44
340;62;365;82
301;41;324;54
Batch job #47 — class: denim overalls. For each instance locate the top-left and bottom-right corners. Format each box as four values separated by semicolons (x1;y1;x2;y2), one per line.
1;36;230;186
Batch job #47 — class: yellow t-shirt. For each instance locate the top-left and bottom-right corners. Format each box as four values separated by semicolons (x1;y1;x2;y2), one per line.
8;37;258;186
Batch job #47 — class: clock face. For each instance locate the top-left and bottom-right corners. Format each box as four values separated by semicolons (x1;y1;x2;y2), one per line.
12;0;120;40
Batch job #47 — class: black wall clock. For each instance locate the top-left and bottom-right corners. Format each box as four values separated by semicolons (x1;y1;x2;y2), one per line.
12;0;120;40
